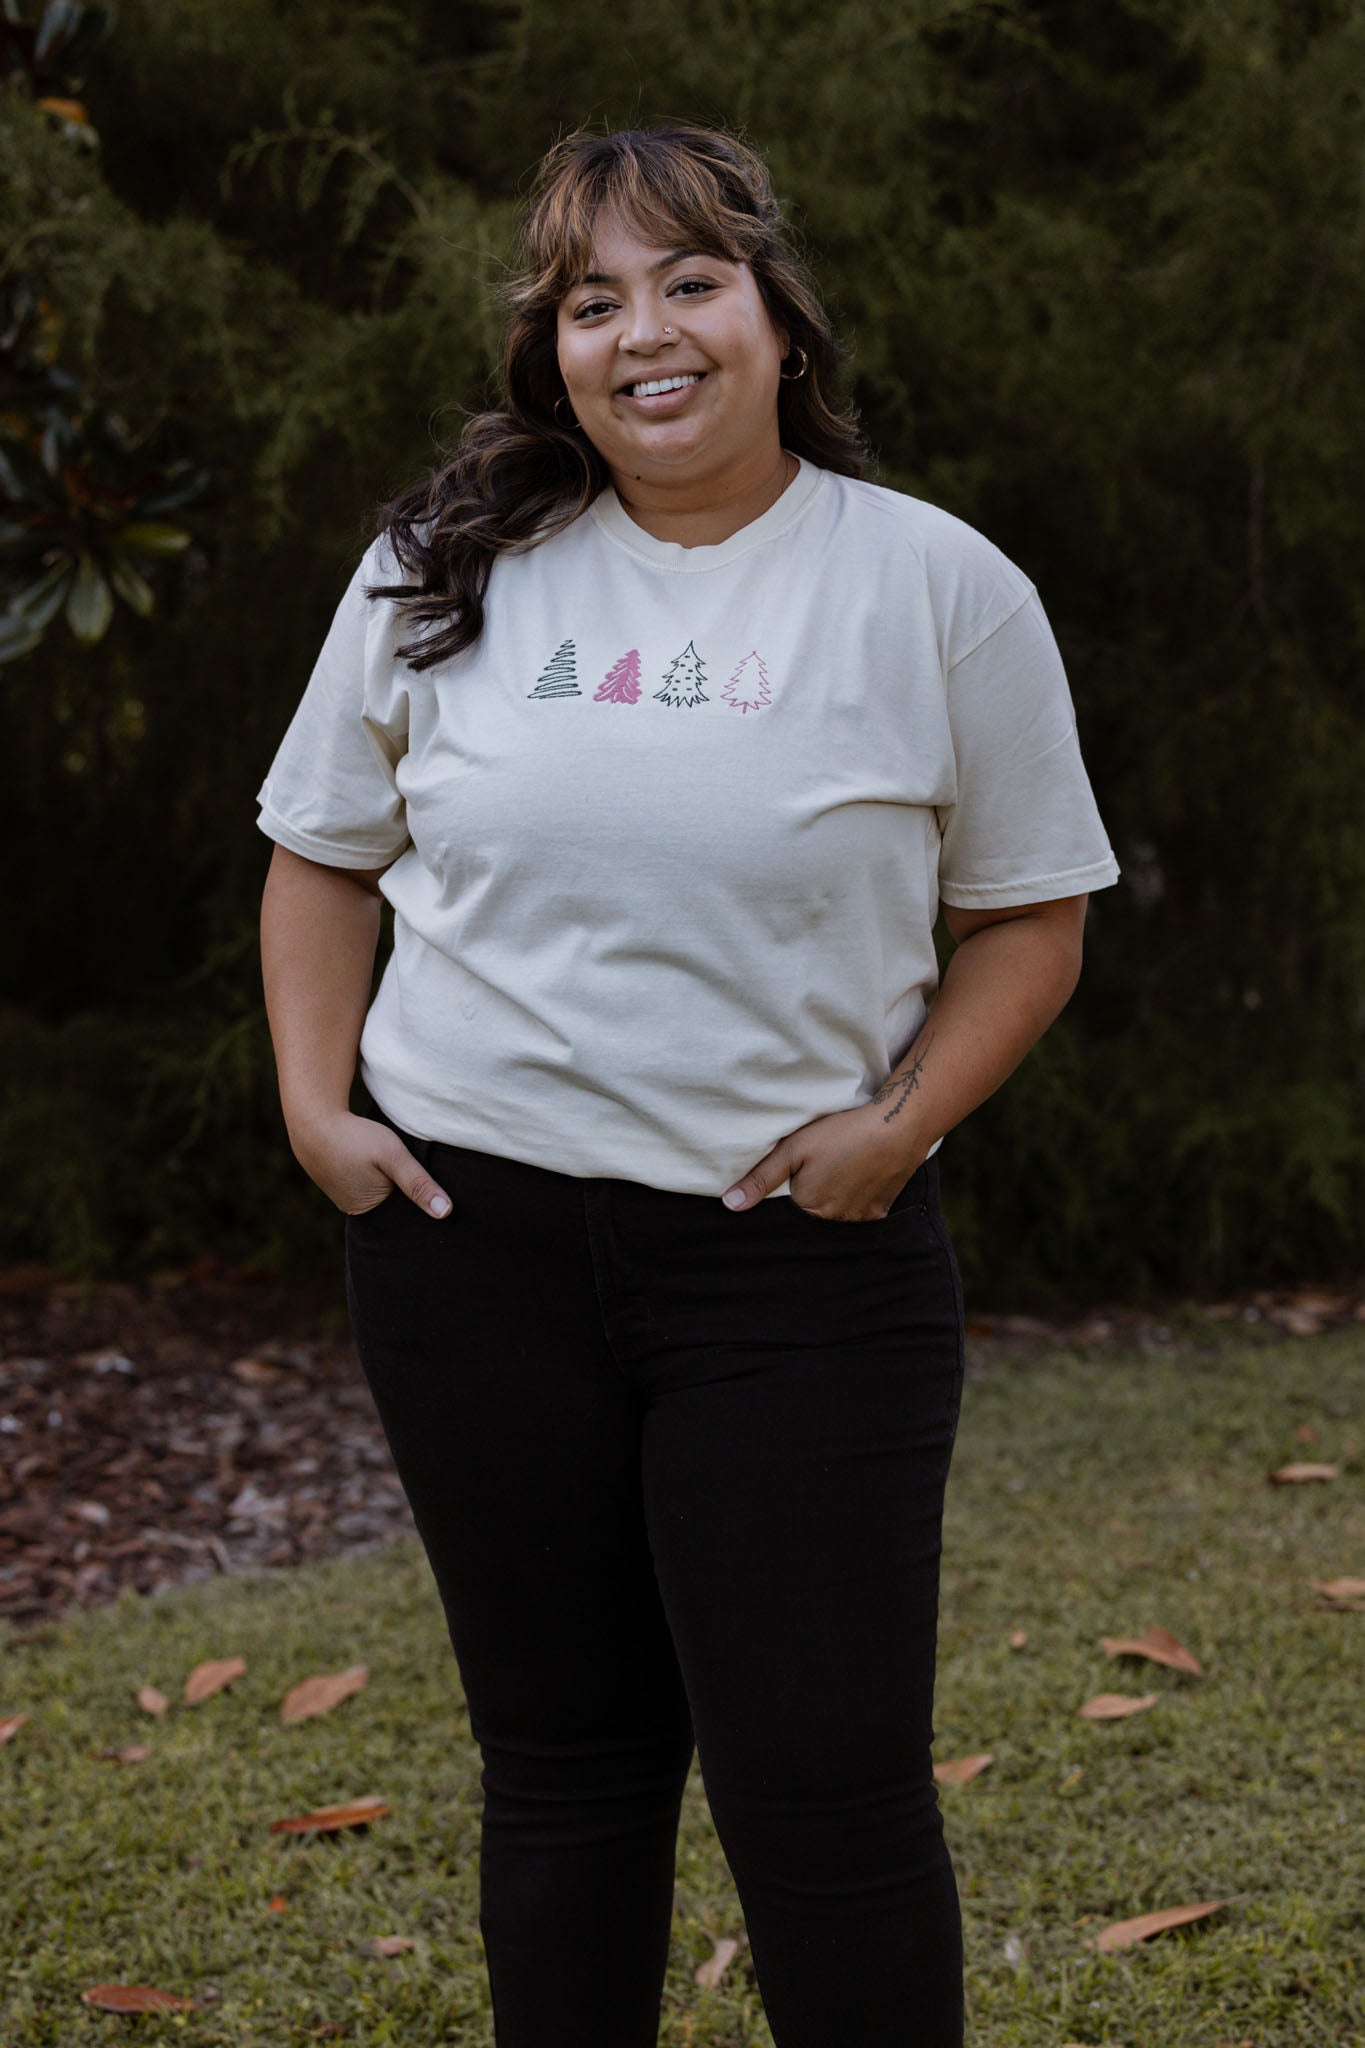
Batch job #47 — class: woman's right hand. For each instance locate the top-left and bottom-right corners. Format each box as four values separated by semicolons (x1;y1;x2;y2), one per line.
288;1110;452;1219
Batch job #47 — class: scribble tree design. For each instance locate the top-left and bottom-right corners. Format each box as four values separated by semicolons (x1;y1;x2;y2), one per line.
654;639;709;707
527;639;579;698
595;649;642;703
722;650;772;714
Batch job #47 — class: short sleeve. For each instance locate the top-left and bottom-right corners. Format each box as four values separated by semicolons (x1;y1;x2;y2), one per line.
936;587;1121;908
254;535;413;869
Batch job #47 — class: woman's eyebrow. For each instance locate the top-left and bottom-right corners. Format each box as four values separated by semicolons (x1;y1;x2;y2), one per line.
578;246;718;287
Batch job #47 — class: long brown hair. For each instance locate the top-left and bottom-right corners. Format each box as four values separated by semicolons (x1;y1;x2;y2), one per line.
366;119;875;670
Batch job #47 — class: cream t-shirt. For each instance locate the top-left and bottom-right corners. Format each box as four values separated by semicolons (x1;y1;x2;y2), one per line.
255;453;1120;1198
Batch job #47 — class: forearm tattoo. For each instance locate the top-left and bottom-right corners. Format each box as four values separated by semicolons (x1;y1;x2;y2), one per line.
868;1033;934;1124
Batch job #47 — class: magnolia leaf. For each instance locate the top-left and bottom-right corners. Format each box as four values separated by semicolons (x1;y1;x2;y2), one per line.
1100;1626;1204;1675
80;1983;198;2014
1077;1691;1160;1720
1088;1897;1233;1953
0;610;45;662
279;1663;370;1725
12;559;74;625
693;1935;741;1988
184;1655;247;1704
933;1752;994;1785
268;1795;391;1835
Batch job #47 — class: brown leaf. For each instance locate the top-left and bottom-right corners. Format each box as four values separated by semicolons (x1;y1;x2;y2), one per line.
1270;1462;1340;1483
268;1795;390;1836
1008;1629;1028;1649
1087;1897;1232;1952
229;1355;286;1387
268;1894;288;1912
1309;1576;1365;1600
0;1713;30;1745
80;1983;198;2012
137;1685;169;1717
359;1934;416;1957
280;1664;370;1725
1077;1692;1159;1720
933;1752;994;1785
1267;1306;1325;1337
693;1935;741;1988
90;1743;151;1763
1100;1626;1204;1676
1295;1422;1319;1444
184;1655;247;1704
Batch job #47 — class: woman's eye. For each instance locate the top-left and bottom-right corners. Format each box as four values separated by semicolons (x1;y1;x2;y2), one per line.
572;280;714;320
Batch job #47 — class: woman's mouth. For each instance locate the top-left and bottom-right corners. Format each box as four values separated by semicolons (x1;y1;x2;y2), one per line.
618;371;707;411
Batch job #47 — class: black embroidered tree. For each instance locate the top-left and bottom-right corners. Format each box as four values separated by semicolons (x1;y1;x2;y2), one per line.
527;639;580;697
595;648;642;703
722;650;772;714
654;639;709;707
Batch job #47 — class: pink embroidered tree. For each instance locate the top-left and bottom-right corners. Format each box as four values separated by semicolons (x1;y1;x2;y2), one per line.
595;649;642;703
654;639;709;708
722;649;772;714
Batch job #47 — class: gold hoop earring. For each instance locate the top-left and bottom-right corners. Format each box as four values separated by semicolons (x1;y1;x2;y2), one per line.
779;345;809;381
553;392;579;427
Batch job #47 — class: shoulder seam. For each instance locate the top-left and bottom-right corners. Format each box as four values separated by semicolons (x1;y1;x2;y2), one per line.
946;584;1038;673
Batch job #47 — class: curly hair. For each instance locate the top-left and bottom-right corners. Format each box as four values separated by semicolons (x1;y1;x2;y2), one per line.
366;119;874;670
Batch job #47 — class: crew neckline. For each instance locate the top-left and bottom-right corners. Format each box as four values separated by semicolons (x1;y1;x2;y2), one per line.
589;452;825;571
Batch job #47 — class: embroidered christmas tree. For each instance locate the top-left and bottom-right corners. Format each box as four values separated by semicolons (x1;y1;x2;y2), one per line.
722;649;772;714
595;649;642;703
527;639;580;698
654;639;709;708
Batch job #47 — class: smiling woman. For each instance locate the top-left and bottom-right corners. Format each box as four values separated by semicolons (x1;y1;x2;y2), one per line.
255;117;1119;2048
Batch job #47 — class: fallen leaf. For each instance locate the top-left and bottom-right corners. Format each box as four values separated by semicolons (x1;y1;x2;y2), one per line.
1077;1692;1159;1720
1267;1306;1325;1338
185;1655;247;1704
1087;1897;1232;1952
1270;1462;1340;1484
280;1664;370;1725
1295;1423;1319;1444
137;1686;169;1717
0;1713;30;1745
1008;1629;1028;1649
694;1936;740;1988
268;1895;288;1912
229;1356;286;1387
80;1983;198;2012
359;1934;415;1957
268;1795;391;1836
1100;1626;1204;1676
933;1752;994;1785
90;1743;151;1763
1309;1577;1365;1601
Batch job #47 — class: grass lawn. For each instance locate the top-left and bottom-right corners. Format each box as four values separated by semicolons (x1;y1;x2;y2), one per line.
1;1317;1361;2046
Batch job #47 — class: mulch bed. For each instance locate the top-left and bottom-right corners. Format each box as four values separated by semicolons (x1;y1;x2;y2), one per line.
2;1256;1361;1639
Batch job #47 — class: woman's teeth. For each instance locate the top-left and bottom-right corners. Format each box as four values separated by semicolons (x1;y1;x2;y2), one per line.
626;373;703;398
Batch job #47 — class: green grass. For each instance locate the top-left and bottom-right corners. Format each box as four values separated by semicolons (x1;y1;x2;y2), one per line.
1;1322;1362;2046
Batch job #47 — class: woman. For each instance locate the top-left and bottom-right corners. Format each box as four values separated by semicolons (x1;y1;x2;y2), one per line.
257;119;1119;2048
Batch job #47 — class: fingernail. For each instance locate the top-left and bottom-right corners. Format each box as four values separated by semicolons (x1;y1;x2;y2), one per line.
429;1194;451;1217
722;1188;746;1209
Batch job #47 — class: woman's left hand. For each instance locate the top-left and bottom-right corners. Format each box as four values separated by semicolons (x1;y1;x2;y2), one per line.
721;1102;926;1221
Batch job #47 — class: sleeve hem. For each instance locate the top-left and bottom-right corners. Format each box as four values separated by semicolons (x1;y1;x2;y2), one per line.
255;806;410;870
938;854;1121;908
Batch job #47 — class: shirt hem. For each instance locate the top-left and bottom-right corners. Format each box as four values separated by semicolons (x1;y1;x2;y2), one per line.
938;854;1121;908
255;805;409;869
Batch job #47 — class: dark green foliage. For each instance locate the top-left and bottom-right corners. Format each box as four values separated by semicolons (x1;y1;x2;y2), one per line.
2;0;1361;1301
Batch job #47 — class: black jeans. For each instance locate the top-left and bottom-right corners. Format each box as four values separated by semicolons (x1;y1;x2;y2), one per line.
344;1103;968;2048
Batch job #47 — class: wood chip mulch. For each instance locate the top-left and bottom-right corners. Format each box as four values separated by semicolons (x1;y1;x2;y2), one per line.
1;1257;1361;1638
